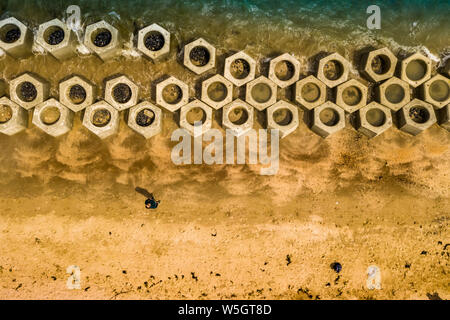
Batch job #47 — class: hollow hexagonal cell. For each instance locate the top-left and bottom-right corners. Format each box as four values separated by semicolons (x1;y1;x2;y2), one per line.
59;76;95;112
0;17;33;59
137;23;170;61
84;20;121;61
377;76;411;111
0;96;27;136
37;18;77;60
222;99;254;137
104;75;139;111
438;104;450;131
422;74;450;110
335;79;368;113
179;100;212;137
223;51;256;87
183;38;216;75
268;53;301;88
266;100;299;139
128;101;162;139
400;52;432;87
9;73;50;110
201;74;233;110
397;99;437;136
156;76;189;112
32;98;73;137
295;75;327;110
362;47;397;82
82;100;119;139
245;76;277;111
353;101;392;138
317;53;350;88
310;101;346;138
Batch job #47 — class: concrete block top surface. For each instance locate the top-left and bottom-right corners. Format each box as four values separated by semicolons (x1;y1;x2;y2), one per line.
82;100;119;139
311;101;346;137
378;76;411;111
222;99;254;137
36;18;75;59
295;75;327;110
32;98;73;137
268;53;301;88
137;23;170;60
179;99;213;137
0;17;31;54
156;76;189;112
363;47;398;82
0;96;27;136
398;98;437;135
9;73;49;110
245;76;277;111
400;52;432;87
183;38;216;75
317;52;350;88
201;74;233;110
127;101;162;139
266;100;299;139
335;78;368;113
422;74;450;110
59;75;95;112
84;20;120;60
223;51;257;87
357;101;393;137
104;75;139;111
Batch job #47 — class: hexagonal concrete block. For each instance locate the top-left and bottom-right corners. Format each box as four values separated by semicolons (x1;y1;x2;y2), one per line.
183;38;216;75
104;75;139;111
127;101;162;139
266;100;299;139
36;18;77;60
437;104;450;131
268;53;301;88
353;102;392;138
32;98;73;137
362;47;397;82
9;73;50;110
310;101;346;138
377;77;411;111
156;76;189;112
0;96;27;136
245;76;277;111
336;79;368;113
223;51;256;87
201;74;233;110
59;76;95;112
179;100;212;137
295;75;327;110
82;100;119;139
222;99;254;137
317;53;350;88
137;23;170;61
421;74;450;110
0;17;33;59
397;99;437;136
0;80;6;97
84;20;121;61
400;52;432;87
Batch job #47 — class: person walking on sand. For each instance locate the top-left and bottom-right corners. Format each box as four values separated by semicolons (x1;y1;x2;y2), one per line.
145;193;160;209
135;187;161;210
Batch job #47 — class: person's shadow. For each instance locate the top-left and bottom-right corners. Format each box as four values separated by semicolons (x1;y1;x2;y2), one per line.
135;187;153;199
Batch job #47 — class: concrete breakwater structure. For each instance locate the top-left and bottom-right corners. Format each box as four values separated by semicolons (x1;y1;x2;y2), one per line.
0;17;449;141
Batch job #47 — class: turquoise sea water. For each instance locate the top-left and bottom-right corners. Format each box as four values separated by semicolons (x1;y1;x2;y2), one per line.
1;0;449;57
